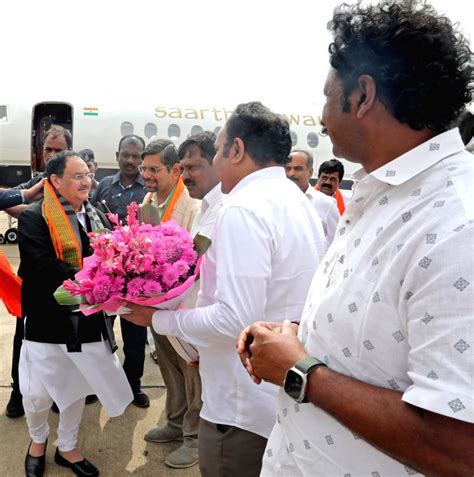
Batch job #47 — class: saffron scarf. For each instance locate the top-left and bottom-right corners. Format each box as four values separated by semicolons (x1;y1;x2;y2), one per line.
143;177;185;223
41;180;103;268
315;183;346;215
0;251;22;317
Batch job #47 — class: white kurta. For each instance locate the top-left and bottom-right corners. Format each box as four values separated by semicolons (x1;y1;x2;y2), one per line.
20;338;133;417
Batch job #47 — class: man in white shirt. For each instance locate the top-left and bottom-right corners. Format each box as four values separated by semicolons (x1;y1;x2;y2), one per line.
238;2;474;476
286;149;339;247
122;102;326;477
142;131;221;469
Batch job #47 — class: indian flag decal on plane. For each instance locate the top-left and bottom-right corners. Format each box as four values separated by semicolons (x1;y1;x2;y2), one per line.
83;107;98;116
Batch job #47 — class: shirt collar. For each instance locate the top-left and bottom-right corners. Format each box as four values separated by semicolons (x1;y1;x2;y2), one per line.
201;183;222;212
111;171;145;186
230;166;285;196
351;128;465;186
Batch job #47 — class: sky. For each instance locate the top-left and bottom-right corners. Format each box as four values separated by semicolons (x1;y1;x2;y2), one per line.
1;0;472;115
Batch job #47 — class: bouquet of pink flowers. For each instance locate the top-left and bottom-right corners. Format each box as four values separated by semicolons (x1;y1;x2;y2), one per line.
55;202;208;318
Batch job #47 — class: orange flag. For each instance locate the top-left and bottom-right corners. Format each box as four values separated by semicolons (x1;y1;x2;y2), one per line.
0;250;22;317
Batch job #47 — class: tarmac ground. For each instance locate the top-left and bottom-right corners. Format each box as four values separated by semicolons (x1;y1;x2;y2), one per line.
0;218;201;477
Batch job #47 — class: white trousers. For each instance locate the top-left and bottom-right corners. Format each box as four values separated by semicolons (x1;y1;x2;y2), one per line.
25;396;85;451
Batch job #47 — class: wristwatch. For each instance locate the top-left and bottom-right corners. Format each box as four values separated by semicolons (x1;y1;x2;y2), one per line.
284;356;326;403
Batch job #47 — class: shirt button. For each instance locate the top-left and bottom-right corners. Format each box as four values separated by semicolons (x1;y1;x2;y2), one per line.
345;219;350;224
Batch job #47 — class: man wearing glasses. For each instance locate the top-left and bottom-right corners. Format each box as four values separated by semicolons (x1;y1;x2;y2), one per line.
139;138;200;468
18;151;132;477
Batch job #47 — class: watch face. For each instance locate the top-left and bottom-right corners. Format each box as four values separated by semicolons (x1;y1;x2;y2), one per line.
284;369;304;401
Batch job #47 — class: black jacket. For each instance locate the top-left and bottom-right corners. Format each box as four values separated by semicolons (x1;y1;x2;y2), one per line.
18;201;116;352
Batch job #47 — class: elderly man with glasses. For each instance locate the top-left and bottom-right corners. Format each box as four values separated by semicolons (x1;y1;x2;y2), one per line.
18;151;132;477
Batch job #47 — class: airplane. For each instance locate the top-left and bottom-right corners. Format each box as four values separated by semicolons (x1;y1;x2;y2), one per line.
0;98;357;188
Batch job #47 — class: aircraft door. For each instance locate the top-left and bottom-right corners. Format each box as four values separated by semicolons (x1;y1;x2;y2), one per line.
32;102;72;173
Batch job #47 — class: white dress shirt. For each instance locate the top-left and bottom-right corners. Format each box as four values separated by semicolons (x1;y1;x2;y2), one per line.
262;128;474;476
153;167;326;438
304;186;340;247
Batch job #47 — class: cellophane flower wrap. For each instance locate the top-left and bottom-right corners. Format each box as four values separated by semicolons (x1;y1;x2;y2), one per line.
55;202;205;317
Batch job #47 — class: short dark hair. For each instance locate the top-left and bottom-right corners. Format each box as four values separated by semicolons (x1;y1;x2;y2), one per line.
328;0;473;132
44;125;73;148
118;134;145;151
225;102;292;166
78;148;95;163
142;139;179;169
178;131;216;164
291;149;314;169
46;151;81;178
318;159;345;182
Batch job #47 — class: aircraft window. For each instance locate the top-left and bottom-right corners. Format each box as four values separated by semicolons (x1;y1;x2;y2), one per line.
307;132;319;148
191;125;203;135
144;122;157;139
0;105;7;122
121;121;134;136
214;127;221;136
168;124;181;140
290;131;298;146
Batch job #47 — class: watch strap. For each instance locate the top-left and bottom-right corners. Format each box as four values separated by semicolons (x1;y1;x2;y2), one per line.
294;356;326;374
294;356;327;403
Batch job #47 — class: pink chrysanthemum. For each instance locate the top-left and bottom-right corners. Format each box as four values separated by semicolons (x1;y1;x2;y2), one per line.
64;203;198;305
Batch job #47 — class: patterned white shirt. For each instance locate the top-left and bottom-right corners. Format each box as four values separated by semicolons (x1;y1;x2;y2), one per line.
262;128;473;476
153;167;326;438
305;186;340;247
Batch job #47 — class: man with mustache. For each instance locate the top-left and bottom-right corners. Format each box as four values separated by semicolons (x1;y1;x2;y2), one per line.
5;125;73;419
92;135;150;409
315;158;352;215
286;150;339;247
139;138;201;468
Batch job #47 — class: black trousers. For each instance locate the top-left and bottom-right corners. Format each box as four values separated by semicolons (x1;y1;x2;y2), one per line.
120;317;147;395
11;316;24;395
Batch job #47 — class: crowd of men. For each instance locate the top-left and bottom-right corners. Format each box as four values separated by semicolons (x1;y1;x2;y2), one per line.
0;0;472;476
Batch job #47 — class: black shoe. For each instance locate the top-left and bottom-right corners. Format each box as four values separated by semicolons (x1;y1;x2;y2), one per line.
132;391;150;408
85;394;98;405
54;448;99;477
25;439;47;477
6;390;24;418
51;402;59;413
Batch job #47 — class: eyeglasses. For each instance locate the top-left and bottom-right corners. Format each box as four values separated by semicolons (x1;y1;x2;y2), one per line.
65;172;95;181
138;165;166;174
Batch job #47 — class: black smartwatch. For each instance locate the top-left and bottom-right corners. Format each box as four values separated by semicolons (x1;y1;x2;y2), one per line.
284;356;326;403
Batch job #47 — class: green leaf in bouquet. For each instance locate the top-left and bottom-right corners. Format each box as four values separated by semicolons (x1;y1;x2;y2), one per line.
91;228;111;235
138;203;162;226
54;285;88;306
193;234;212;258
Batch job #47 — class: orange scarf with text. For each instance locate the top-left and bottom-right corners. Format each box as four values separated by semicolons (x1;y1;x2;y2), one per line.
42;181;83;268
